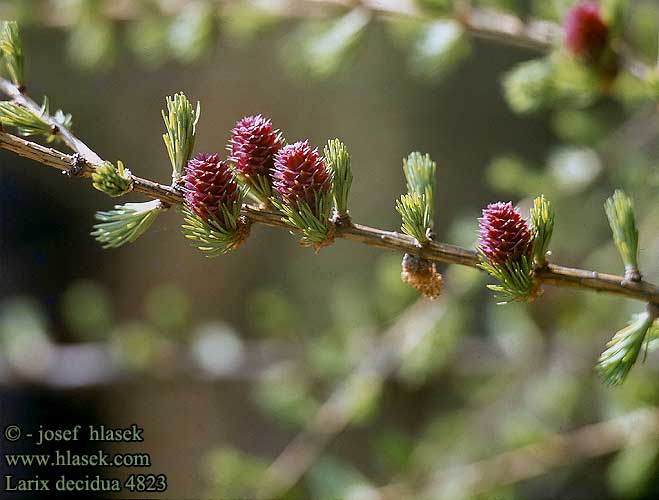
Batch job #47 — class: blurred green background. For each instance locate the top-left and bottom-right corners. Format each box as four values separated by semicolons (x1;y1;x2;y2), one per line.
0;1;658;499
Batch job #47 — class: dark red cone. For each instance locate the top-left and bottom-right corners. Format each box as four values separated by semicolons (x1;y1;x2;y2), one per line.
229;115;283;179
478;202;532;266
564;1;609;63
272;140;331;211
183;153;239;227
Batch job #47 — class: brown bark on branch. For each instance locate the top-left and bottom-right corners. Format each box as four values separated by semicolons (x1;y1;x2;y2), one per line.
1;130;658;305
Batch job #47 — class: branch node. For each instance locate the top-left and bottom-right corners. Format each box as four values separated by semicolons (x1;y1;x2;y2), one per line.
331;211;352;229
624;268;642;284
311;223;336;253
648;302;659;318
453;0;473;27
62;152;85;177
258;198;272;211
231;215;252;252
171;176;185;192
156;199;171;211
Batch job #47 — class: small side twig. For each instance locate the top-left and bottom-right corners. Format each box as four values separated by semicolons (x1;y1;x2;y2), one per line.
0;76;103;165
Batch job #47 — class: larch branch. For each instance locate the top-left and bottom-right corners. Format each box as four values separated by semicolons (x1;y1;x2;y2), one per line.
1;130;658;305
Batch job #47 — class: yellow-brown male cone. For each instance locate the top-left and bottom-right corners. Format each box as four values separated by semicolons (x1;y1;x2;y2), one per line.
401;253;443;299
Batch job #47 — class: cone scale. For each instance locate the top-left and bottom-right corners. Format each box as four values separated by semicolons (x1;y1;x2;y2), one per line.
273;140;332;212
478;202;532;266
183;153;240;227
229;114;283;203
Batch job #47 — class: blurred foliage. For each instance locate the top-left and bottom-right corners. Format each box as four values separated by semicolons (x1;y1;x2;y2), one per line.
203;447;275;499
0;298;52;377
110;321;162;371
255;363;319;428
388;17;471;81
608;441;659;498
1;0;656;112
307;456;378;500
282;8;371;79
60;280;112;340
145;283;191;335
168;1;217;62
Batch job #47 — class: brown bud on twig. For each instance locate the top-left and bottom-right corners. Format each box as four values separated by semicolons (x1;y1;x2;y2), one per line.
401;253;443;299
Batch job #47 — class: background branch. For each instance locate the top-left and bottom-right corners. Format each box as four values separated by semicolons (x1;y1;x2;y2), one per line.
21;0;651;78
14;0;562;52
258;299;446;498
0;339;289;389
420;407;659;498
